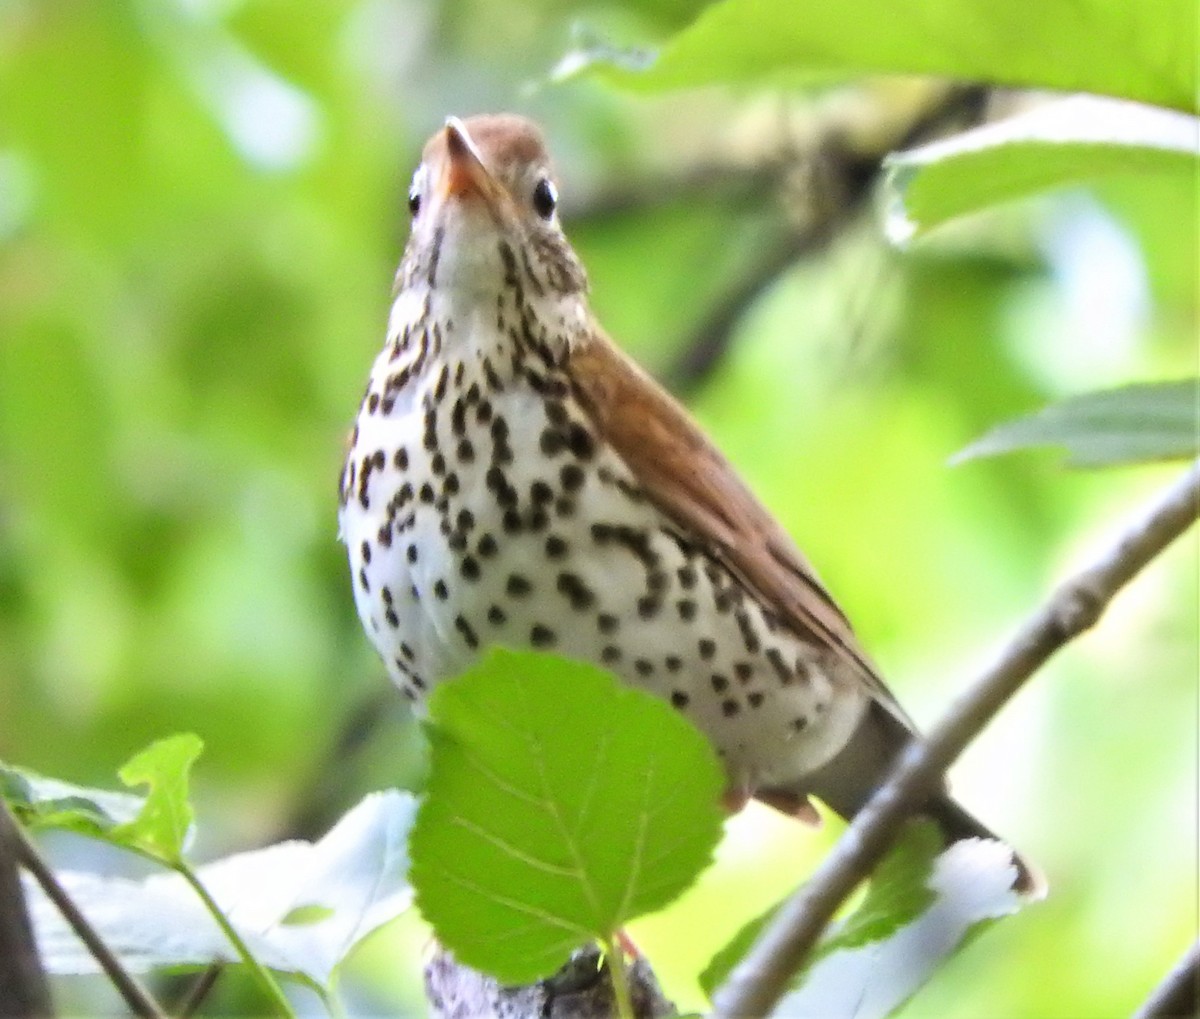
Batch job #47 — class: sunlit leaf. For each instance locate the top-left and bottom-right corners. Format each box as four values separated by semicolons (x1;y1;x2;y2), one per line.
953;380;1200;468
700;820;941;997
885;97;1200;242
550;26;655;82
25;791;417;987
0;763;145;837
814;821;942;954
703;828;1027;1018
410;648;725;985
112;733;204;864
776;838;1026;1019
3;737;202;864
569;0;1195;112
281;904;336;926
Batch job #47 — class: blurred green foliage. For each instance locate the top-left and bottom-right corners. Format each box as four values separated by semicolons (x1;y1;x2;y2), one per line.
0;0;1195;1015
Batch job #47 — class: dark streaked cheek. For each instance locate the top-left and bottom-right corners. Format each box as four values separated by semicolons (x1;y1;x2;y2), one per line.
530;232;587;296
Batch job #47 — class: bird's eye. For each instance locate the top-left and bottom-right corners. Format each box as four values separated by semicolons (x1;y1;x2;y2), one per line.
532;177;557;220
408;184;421;217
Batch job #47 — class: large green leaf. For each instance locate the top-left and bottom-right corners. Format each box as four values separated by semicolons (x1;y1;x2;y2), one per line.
566;0;1195;112
885;96;1200;241
953;380;1200;468
409;648;726;985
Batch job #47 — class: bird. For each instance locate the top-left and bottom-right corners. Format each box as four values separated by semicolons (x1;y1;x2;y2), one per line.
338;113;1037;892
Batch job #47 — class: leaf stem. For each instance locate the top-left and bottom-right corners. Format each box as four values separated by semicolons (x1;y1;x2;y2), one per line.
603;937;635;1019
176;863;296;1017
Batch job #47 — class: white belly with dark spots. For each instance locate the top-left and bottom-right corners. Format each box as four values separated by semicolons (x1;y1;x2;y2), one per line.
339;317;867;795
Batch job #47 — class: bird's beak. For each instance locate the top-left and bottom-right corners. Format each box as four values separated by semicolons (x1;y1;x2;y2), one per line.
441;117;503;208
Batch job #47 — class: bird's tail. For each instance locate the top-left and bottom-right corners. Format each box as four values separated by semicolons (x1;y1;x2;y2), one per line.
922;788;1045;896
770;701;1044;895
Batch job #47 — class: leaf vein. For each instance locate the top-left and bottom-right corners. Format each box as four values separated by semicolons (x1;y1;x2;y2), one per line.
448;814;582;878
433;864;592;938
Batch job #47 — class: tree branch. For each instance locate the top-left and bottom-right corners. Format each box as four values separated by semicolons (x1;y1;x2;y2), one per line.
425;943;675;1019
10;810;168;1019
1131;940;1199;1019
0;803;54;1018
174;962;223;1019
712;461;1200;1019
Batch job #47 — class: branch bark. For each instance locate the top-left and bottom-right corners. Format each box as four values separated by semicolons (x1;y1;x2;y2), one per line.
1131;940;1199;1019
0;803;54;1018
173;962;223;1018
712;461;1200;1019
425;943;675;1019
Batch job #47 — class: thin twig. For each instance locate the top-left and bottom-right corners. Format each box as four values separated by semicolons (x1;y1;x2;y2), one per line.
9;810;167;1019
1131;940;1199;1019
174;961;223;1018
0;802;54;1017
712;461;1200;1018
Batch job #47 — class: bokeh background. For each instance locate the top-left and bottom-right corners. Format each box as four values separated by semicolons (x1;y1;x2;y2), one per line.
0;1;1195;1016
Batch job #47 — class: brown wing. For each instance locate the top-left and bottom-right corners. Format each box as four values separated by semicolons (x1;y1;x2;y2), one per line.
569;327;917;731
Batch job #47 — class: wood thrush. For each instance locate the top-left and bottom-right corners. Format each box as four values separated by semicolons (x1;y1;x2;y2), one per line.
338;114;1037;890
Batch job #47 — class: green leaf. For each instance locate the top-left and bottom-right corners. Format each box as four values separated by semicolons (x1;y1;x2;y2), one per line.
953;380;1200;468
571;0;1195;112
1;762;146;837
1;739;202;864
885;96;1200;242
409;648;725;985
700;901;777;1000
777;835;1028;1018
704;825;1029;1018
816;820;941;954
281;904;336;926
112;733;204;865
701;820;941;997
24;791;417;987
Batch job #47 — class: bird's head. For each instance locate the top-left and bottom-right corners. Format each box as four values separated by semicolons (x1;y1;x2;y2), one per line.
397;114;588;306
